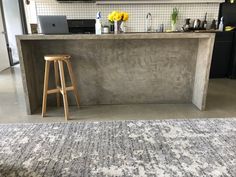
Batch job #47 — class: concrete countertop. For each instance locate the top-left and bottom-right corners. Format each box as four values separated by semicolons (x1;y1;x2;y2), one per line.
17;32;215;41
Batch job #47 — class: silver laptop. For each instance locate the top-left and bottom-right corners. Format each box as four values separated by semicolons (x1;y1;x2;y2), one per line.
38;16;69;34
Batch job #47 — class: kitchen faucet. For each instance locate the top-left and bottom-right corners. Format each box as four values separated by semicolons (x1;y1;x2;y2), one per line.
145;12;152;32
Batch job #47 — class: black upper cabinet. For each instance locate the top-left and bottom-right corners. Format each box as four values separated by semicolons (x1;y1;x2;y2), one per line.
56;0;95;2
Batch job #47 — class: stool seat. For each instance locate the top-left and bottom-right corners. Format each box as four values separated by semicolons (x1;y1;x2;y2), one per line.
42;54;80;121
44;54;71;61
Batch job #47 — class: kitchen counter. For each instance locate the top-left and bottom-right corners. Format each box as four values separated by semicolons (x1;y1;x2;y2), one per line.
16;33;215;114
17;32;214;40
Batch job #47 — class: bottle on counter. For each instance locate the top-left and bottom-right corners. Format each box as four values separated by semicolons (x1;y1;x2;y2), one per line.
182;18;190;32
210;19;217;30
96;12;102;35
219;17;224;31
156;24;164;32
201;13;208;30
145;12;152;32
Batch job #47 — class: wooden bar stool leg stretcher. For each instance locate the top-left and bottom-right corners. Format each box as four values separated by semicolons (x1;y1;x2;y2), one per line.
42;55;80;121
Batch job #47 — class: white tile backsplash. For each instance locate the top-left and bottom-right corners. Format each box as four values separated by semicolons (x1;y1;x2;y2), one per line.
25;0;220;32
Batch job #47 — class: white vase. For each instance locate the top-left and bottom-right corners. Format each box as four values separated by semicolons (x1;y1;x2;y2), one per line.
171;21;177;32
120;21;126;33
114;21;118;34
114;21;123;34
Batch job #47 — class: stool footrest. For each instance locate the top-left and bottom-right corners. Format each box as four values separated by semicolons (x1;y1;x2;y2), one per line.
47;86;74;95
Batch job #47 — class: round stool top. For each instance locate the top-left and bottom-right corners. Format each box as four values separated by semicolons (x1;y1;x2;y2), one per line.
44;54;71;61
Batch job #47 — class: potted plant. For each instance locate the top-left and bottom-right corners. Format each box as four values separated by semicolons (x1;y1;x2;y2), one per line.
171;8;179;32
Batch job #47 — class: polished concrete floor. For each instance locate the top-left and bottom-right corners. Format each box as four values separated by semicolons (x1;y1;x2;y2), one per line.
0;65;236;123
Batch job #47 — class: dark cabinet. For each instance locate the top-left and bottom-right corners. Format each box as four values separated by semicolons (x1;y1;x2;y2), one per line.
210;32;234;78
230;34;236;79
215;2;236;79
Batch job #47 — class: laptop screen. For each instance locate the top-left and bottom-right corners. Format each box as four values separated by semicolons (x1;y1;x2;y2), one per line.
38;16;69;34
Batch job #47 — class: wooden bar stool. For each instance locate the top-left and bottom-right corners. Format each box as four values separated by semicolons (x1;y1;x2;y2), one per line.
42;54;80;121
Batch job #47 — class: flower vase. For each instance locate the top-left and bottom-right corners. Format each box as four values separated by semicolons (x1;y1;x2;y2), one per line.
120;21;126;33
171;20;177;32
110;24;114;33
114;21;122;34
114;21;118;34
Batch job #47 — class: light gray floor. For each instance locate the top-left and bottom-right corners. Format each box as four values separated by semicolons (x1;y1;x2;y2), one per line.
0;65;236;123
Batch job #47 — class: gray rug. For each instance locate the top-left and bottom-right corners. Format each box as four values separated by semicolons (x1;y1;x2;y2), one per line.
0;119;236;177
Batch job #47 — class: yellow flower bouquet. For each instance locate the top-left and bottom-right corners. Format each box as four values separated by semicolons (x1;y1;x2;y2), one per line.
108;11;129;33
108;11;129;23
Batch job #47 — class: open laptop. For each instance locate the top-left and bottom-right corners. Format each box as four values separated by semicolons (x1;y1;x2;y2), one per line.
38;16;69;34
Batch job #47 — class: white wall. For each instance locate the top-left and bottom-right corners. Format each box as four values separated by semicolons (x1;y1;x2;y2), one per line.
0;6;10;71
24;0;37;34
25;0;220;32
2;0;23;63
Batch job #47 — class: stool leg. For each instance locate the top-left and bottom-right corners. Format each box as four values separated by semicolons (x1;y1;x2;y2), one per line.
65;60;80;108
42;61;50;117
54;60;60;107
58;61;69;121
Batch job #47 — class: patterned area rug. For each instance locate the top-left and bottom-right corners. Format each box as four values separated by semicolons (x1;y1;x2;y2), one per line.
0;119;236;177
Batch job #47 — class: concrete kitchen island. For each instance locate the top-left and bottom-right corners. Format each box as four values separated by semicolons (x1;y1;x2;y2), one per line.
16;33;215;114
